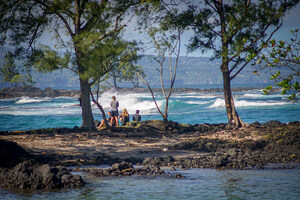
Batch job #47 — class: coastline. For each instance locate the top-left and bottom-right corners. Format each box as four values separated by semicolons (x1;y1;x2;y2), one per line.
0;86;268;99
0;120;299;191
1;120;299;170
0;86;298;191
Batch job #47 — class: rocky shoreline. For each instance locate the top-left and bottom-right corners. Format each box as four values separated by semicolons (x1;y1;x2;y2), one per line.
0;86;267;99
0;120;299;191
0;87;80;99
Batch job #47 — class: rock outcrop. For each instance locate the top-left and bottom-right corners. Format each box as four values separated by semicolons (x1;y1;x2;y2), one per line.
0;161;84;190
0;87;80;99
0;140;30;168
0;139;85;190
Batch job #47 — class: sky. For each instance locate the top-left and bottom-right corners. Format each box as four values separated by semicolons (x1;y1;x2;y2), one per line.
38;2;300;58
122;2;300;58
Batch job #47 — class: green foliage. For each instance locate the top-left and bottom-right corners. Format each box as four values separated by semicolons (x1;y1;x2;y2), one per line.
30;45;71;73
256;29;300;100
0;0;145;129
0;51;34;87
150;0;299;126
0;52;19;85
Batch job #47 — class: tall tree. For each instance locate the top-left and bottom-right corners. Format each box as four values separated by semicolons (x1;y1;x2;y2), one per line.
0;0;141;130
161;0;298;127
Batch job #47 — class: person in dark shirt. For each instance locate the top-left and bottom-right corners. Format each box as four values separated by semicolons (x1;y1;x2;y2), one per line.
110;96;119;126
132;110;141;121
119;108;130;126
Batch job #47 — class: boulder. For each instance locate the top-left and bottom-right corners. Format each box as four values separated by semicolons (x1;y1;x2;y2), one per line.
0;161;85;190
0;140;30;168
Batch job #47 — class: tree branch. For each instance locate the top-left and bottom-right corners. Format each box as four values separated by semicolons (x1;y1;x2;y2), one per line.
228;22;282;63
89;87;109;128
137;72;164;117
35;0;74;38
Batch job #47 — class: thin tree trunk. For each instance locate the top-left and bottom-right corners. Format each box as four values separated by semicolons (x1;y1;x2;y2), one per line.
222;70;244;127
90;88;109;128
136;75;139;88
80;77;96;130
113;76;117;89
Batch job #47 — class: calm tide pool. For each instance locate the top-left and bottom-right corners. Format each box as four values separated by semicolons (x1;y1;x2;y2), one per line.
1;168;299;200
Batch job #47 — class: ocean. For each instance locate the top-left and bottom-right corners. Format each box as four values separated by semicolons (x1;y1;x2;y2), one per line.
0;88;299;131
0;88;300;199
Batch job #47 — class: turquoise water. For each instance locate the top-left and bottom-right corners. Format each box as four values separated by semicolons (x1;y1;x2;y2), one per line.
0;89;299;131
1;168;300;199
0;89;300;199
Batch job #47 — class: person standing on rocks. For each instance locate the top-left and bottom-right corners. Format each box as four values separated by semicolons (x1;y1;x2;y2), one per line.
110;96;119;126
132;110;141;121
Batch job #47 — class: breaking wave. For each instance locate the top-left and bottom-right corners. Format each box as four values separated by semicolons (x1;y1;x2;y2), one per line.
15;97;51;104
208;98;290;108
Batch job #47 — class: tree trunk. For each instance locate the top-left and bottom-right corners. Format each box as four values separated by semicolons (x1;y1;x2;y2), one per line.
90;86;109;128
113;76;117;89
80;77;96;130
222;70;244;127
136;74;139;88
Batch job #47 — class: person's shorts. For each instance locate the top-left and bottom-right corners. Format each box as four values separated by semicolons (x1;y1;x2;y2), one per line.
111;110;118;117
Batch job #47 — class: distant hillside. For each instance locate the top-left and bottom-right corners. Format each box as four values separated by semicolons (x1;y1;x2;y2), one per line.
140;55;273;87
0;48;277;89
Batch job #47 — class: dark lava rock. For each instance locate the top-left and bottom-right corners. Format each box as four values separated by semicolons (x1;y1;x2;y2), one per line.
85;162;165;177
43;87;60;97
251;121;261;126
112;161;133;171
0;87;43;98
264;120;284;127
0;161;85;190
0;86;80;99
213;155;228;168
0;140;30;168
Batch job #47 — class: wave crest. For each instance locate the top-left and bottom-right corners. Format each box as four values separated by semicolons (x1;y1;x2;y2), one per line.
209;98;289;108
15;97;50;104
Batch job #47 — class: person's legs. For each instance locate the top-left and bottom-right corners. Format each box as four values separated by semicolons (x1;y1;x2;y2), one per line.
115;116;119;126
110;116;114;126
98;119;105;128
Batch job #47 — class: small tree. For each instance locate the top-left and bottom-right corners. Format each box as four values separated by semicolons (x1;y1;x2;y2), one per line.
255;29;300;101
138;29;182;123
103;42;141;89
123;65;145;88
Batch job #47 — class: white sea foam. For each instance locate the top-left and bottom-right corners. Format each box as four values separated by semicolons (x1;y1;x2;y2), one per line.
208;98;225;108
243;93;266;98
173;94;217;99
93;91;162;115
185;101;211;105
0;106;82;116
208;98;289;108
243;93;289;98
15;97;51;104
